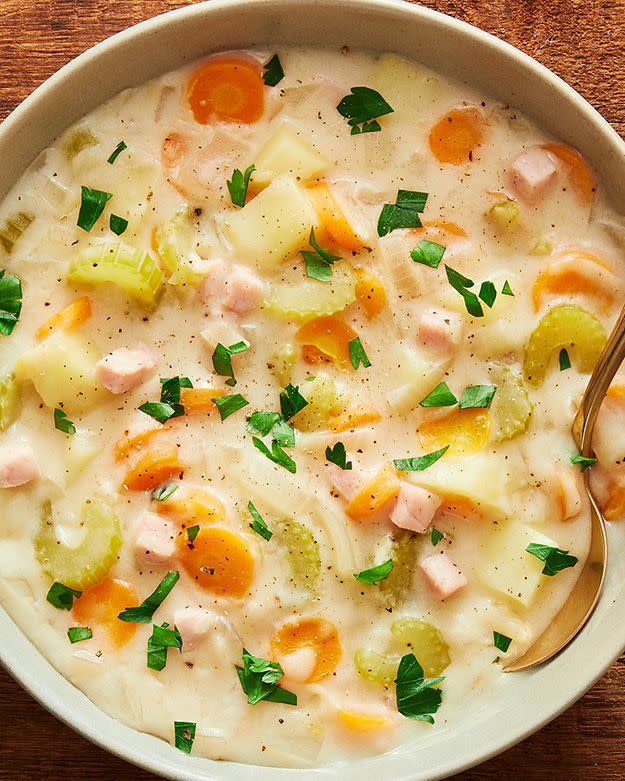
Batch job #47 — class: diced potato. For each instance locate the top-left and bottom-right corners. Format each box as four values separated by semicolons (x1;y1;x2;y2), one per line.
371;53;441;125
66;431;100;481
293;372;338;432
480;523;557;606
253;123;328;187
222;176;317;270
15;332;107;414
385;346;445;413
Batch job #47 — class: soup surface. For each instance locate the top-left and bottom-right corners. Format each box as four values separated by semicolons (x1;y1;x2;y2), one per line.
0;46;624;768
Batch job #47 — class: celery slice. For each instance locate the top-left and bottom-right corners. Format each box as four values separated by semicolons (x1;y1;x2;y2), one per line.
354;648;399;686
523;304;607;385
154;211;205;287
378;532;421;608
264;263;356;320
490;364;532;442
63;128;99;160
270;343;298;387
487;199;520;230
68;240;164;305
35;498;122;590
0;212;34;254
0;373;20;430
293;372;338;432
274;517;320;593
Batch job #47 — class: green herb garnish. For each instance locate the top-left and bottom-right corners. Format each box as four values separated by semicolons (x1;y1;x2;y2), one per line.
248;501;272;541
526;543;579;576
395;653;444;723
107;140;127;165
147;622;182;671
280;383;308;421
77;186;112;232
419;382;457;408
458;384;497;409
394;445;449;472
236;649;297;706
377;190;428;236
247;410;295;447
493;631;512;653
187;525;200;543
337;86;393;134
213;393;249;421
174;721;196;754
0;270;22;335
109;214;128;236
410;239;446;268
349;337;371;369
262;54;284;87
139;376;192;423
138;401;177;424
570;453;597;471
559;348;572;371
46;582;81;611
354;559;394;584
152;481;179;502
501;280;514;296
67;626;92;644
479;280;497;308
445;265;483;317
212;340;249;387
302;227;341;282
252;436;296;473
326;441;352;470
54;408;76;435
431;528;444;546
227;164;256;208
118;571;180;623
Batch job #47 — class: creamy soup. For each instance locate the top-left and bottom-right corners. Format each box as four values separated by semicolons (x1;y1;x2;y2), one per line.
0;46;624;768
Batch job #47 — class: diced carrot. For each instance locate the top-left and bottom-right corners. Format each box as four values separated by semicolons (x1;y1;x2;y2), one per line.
337;706;394;733
181;387;226;414
307;183;364;251
178;527;254;597
296;315;357;366
35;297;92;340
355;267;387;319
123;447;183;491
271;617;342;683
542;143;596;204
72;578;138;647
157;487;225;526
187;56;264;125
346;463;400;521
428;106;487;165
555;468;582;521
532;250;616;311
442;494;484;518
114;427;174;461
301;344;333;365
603;483;625;521
607;385;625;402
417;408;491;457
329;408;382;433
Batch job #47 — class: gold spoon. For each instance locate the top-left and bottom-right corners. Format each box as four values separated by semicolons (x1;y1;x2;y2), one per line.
504;307;625;672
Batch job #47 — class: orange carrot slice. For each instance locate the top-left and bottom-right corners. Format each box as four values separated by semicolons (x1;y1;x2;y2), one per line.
36;297;92;340
178;527;254;597
355;267;387;319
532;250;616;311
187;56;264;125
181;387;226;414
418;408;491;458
307;183;364;251
346;463;400;520
123;447;183;491
114;427;174;461
429;107;487;165
296;315;357;366
72;578;138;647
542;143;596;204
329;408;381;433
271;617;342;682
157;487;225;526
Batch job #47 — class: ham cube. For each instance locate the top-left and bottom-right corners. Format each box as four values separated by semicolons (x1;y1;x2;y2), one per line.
201;260;264;315
391;483;441;533
418;308;462;356
0;442;40;488
95;342;158;394
556;468;582;521
173;606;238;652
419;552;468;600
509;147;558;202
327;462;364;502
134;513;175;565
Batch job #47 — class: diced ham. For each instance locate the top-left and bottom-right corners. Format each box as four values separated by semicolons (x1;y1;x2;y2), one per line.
556;467;582;521
419;552;468;600
418;308;462;356
327;462;364;502
201;260;264;315
95;342;158;394
508;147;558;202
0;442;40;488
173;606;236;652
279;646;317;683
391;483;442;533
134;513;175;565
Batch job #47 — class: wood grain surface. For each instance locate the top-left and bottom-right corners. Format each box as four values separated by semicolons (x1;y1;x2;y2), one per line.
1;1;624;779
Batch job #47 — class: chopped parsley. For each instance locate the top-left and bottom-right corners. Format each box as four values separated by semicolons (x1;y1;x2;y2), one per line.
107;140;127;165
445;265;483;317
262;54;284;87
54;407;76;435
394;445;449;472
152;481;179;502
212;393;249;421
410;239;446;268
46;582;81;610
140;376;192;422
138;401;177;424
336;86;393;134
302;227;341;282
212;340;250;387
187;525;200;543
247;410;294;447
147;622;182;671
109;214;128;236
431;528;444;546
280;383;308;421
570;453;597;471
174;721;196;754
252;436;296;473
227;164;256;208
0;270;22;335
354;559;394;584
248;501;272;541
77;186;112;232
326;441;352;470
395;653;444;723
478;280;497;308
377;190;428;236
493;631;512;653
419;382;457;408
67;626;92;644
349;337;371;369
458;384;497;409
526;543;579;576
118;571;180;623
236;649;297;706
559;348;572;371
501;280;514;296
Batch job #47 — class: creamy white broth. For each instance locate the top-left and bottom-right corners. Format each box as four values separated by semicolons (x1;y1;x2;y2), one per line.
0;46;623;768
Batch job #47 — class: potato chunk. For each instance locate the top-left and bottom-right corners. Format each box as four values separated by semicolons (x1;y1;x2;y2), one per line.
253;123;328;187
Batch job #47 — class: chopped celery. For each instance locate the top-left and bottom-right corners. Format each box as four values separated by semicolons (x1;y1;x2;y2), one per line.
35;498;122;590
0;374;20;430
292;372;338;432
354;648;399;686
490;364;532;442
390;618;450;677
0;212;34;254
487;199;520;230
270;343;298;387
62;128;99;160
378;532;421;608
530;238;552;256
68;240;164;306
274;517;321;593
154;210;205;287
523;304;607;385
264;263;356;320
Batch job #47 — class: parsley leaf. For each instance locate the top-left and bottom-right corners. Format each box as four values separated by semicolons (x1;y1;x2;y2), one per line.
493;631;512;653
236;649;297;706
247;410;294;447
349;337;371;369
227;164;256;208
280;383;308;421
151;481;179;502
445;265;483;317
109;214;128;236
302;227;341;282
377;190;428;236
77;186;112;232
0;270;22;335
395;653;444;723
431;528;444;546
458;384;497;409
186;524;200;543
262;54;284;87
479;280;497;308
213;393;249;421
501;280;514;296
526;543;579;576
67;626;92;644
411;239;446;268
212;340;249;386
140;377;192;423
54;408;76;435
252;436;296;473
326;441;352;470
174;721;196;754
571;453;597;471
107;140;127;165
419;382;457;408
559;348;572;371
394;445;449;472
147;622;182;671
248;501;272;541
118;571;180;623
46;582;82;610
354;559;393;584
336;86;393;134
138;401;177;424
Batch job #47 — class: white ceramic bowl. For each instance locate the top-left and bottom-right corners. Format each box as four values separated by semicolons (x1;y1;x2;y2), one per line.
1;1;625;779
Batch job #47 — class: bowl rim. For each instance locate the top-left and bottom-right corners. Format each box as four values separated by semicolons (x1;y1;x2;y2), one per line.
1;1;624;779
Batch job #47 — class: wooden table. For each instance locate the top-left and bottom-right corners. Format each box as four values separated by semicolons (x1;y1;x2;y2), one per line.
1;1;624;778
